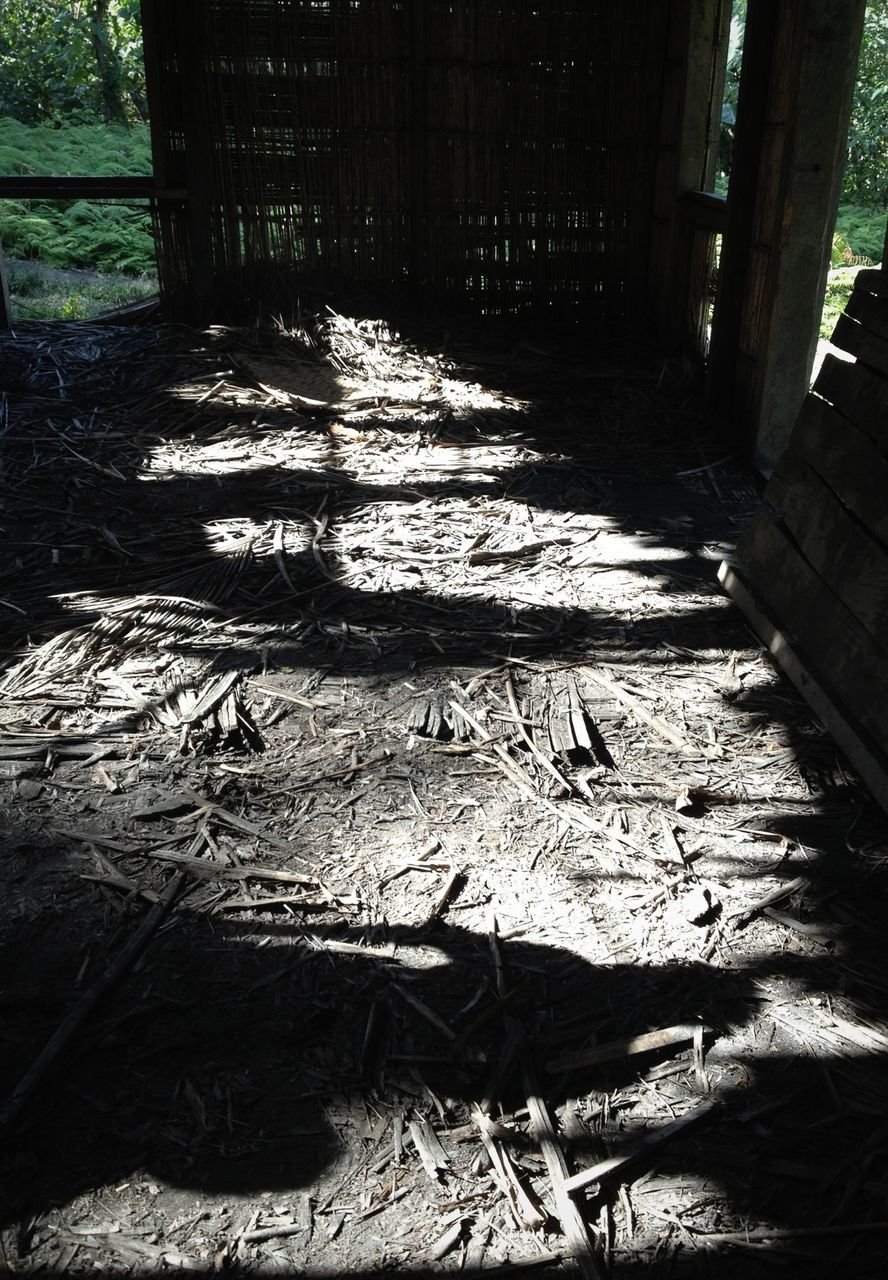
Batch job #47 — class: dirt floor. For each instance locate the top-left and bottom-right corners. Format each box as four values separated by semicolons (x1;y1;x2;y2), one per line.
2;304;888;1279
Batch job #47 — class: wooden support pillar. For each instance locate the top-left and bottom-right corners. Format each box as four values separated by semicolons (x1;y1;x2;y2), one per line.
0;239;11;330
143;0;216;320
650;0;731;354
708;0;866;473
181;3;217;322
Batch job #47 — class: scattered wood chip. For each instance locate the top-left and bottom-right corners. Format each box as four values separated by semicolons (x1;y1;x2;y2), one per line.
562;1100;720;1194
547;1024;708;1074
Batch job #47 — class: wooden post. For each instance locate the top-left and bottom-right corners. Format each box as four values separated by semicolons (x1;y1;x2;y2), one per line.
140;0;217;322
409;1;428;288
708;0;866;472
0;238;11;329
183;4;217;322
650;0;732;354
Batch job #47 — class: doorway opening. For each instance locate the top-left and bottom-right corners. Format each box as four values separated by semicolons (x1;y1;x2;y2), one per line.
716;1;886;381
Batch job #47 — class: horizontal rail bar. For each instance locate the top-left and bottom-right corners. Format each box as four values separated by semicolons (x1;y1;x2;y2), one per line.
678;189;727;232
0;176;185;200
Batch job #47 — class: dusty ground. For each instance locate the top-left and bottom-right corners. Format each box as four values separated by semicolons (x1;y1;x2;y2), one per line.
1;305;888;1278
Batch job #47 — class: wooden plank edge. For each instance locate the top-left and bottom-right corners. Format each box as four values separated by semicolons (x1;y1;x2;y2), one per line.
845;286;888;342
718;560;888;818
831;313;888;377
855;268;888;298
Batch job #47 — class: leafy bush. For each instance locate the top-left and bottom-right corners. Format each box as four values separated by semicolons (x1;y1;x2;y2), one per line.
0;116;152;177
0;0;146;125
821;208;883;340
844;1;888;207
834;203;886;264
821;266;863;339
720;1;888;212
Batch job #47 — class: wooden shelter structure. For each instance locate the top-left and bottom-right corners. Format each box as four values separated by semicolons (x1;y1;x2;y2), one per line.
0;0;872;463
0;0;886;804
134;0;888;806
140;0;725;327
5;5;888;1272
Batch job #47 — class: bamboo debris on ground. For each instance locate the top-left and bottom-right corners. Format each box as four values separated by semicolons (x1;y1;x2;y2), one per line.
546;1024;708;1075
562;1101;720;1194
473;1109;547;1232
1;315;885;1275
522;1060;605;1280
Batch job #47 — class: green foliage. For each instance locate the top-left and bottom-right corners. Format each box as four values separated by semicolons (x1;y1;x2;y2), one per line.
845;0;888;206
0;118;156;275
720;1;888;211
0;0;146;125
830;230;855;268
0;115;151;177
821;207;885;340
717;1;746;187
5;259;156;322
820;266;862;339
834;203;886;264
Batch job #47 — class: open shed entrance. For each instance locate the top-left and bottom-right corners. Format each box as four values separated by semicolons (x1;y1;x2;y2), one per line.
3;4;888;1274
707;0;878;472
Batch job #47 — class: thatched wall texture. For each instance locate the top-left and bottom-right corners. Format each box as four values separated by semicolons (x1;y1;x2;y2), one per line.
143;0;673;320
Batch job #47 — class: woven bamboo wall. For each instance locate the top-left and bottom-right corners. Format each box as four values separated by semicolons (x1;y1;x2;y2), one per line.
143;0;672;320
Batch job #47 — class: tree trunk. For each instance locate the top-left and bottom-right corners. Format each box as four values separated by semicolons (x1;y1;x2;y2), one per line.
90;0;127;124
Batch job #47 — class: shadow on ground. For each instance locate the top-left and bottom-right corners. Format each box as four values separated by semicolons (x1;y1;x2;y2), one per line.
1;314;887;1276
2;809;888;1276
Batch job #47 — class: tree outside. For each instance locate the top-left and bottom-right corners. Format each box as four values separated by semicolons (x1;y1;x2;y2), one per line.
0;0;146;125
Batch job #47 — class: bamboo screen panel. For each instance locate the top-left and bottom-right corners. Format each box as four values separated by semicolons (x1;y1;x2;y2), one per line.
144;0;670;320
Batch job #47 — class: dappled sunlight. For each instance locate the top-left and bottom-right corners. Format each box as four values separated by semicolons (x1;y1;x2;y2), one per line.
3;312;887;1277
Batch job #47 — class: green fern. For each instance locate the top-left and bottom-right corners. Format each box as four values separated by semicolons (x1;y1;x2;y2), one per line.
0;118;156;276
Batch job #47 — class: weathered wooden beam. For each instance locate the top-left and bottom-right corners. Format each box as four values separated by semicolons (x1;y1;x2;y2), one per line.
831;313;888;379
767;446;888;645
854;267;888;298
737;510;888;746
181;2;217;322
720;561;888;818
0;176;184;200
0;237;11;330
790;394;888;534
678;189;727;231
708;0;798;441
709;0;867;471
650;0;732;355
814;349;888;441
844;286;888;342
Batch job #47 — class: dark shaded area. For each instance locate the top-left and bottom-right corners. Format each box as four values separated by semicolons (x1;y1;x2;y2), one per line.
2;815;888;1277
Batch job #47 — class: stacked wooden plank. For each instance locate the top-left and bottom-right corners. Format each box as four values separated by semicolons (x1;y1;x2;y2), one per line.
721;267;888;810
